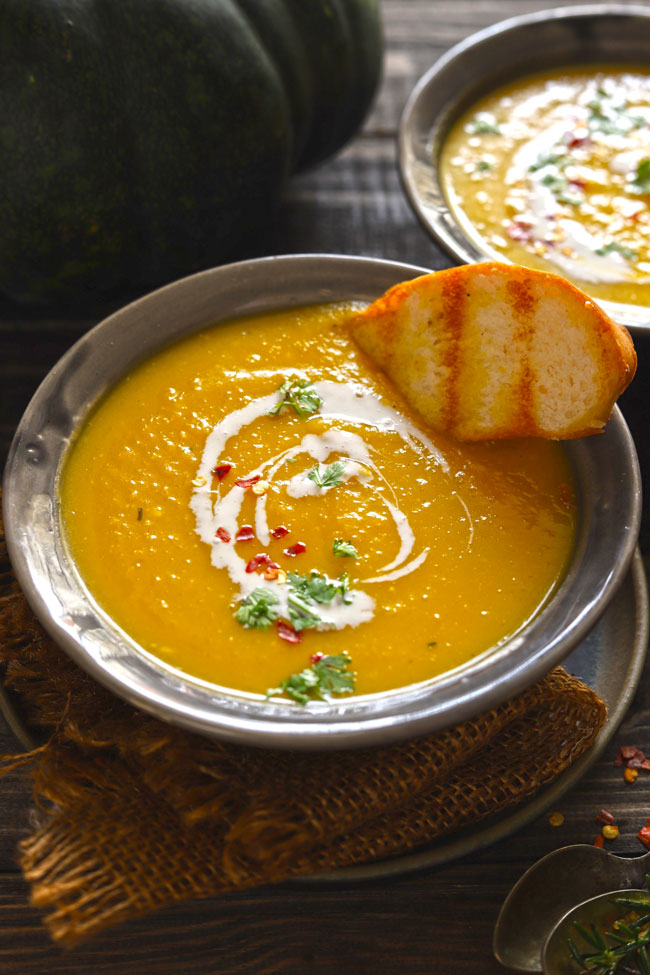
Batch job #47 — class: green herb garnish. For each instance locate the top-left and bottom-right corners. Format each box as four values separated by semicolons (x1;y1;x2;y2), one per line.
267;653;356;705
540;171;582;206
307;460;345;489
333;538;357;558
288;570;351;606
631;158;650;195
234;588;279;629
475;159;492;172
528;151;570;173
268;377;322;418
286;590;323;632
466;116;500;135
596;240;639;261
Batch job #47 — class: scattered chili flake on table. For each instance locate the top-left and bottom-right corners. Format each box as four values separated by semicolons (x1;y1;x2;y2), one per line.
235;525;255;542
596;809;616;826
212;463;232;481
593;835;605;849
215;527;231;543
235;474;261;489
277;620;302;644
625;767;639;783
639;820;650;849
284;541;306;557
614;745;650;771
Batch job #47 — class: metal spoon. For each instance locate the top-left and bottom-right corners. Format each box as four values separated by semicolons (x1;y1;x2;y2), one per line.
542;888;650;974
493;844;650;972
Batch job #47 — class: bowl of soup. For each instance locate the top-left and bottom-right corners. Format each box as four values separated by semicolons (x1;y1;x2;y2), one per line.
1;254;641;748
399;4;650;331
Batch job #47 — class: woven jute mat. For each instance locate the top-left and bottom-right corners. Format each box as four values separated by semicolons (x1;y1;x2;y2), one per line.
0;507;607;947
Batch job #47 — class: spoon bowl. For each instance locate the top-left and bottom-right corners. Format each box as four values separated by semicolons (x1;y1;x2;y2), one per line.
494;844;650;971
542;888;650;974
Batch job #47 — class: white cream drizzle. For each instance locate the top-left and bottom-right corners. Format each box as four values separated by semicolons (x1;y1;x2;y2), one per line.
190;377;447;630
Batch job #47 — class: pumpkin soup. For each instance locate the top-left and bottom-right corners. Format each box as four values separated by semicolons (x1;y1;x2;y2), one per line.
440;66;650;309
59;302;575;701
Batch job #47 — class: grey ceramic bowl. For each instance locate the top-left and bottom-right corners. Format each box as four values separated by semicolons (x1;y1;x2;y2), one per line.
399;4;650;332
2;254;642;749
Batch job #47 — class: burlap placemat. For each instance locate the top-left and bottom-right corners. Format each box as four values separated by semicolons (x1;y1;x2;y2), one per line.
0;509;607;947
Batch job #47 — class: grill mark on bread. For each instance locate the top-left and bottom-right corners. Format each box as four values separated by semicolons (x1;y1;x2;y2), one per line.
441;270;466;432
507;276;540;436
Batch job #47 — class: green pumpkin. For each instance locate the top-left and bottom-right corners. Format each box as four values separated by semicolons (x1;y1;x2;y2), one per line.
0;0;382;305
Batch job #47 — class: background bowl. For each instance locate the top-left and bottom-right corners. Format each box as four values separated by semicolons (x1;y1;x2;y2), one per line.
2;254;642;749
399;3;650;332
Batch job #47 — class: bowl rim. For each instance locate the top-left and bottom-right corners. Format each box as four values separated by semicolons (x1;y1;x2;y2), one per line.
2;253;642;749
398;3;650;332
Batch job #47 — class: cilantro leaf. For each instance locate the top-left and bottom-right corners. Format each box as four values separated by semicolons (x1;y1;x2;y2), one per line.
234;588;279;629
466;116;500;135
596;241;639;261
268;377;322;418
267;653;356;705
307;460;345;489
286;590;322;631
333;538;357;558
631;158;650;195
288;570;351;607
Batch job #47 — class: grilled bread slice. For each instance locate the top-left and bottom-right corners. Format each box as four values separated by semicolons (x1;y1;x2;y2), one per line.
349;262;636;441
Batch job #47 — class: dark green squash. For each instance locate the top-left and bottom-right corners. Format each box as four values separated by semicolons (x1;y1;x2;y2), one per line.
0;0;382;305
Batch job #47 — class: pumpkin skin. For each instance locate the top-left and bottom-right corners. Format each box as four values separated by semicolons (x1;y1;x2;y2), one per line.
0;0;382;305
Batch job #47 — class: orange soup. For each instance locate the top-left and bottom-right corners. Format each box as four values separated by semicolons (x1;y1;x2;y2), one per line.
59;303;576;701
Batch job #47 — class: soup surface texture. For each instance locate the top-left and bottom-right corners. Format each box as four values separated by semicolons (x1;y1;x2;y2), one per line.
440;65;650;309
60;303;576;699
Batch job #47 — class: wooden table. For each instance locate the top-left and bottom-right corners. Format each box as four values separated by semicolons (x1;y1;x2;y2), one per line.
2;2;649;972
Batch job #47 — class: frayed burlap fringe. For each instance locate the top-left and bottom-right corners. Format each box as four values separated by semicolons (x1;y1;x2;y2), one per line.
0;512;607;946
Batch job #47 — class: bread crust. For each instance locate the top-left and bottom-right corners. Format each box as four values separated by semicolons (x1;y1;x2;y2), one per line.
349;263;636;441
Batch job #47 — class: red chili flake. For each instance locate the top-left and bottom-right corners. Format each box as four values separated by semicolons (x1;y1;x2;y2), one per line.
614;745;646;767
596;809;615;826
245;553;280;574
235;475;261;489
277;621;302;644
569;178;586;189
310;652;324;664
638;825;650;849
284;541;306;557
270;525;290;539
593;834;605;849
235;525;255;542
567;135;590;149
212;463;232;481
215;527;231;543
506;220;533;243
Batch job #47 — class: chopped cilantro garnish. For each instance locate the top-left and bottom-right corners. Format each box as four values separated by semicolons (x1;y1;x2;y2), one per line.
234;588;279;629
286;590;322;631
267;653;356;705
333;538;357;558
631;158;650;195
466;117;500;135
288;570;350;606
596;241;639;261
307;460;345;489
528;151;569;173
268;377;322;418
539;171;581;207
476;159;492;172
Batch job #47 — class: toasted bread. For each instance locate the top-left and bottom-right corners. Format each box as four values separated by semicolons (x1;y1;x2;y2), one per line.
349;262;636;441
